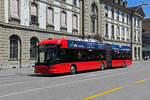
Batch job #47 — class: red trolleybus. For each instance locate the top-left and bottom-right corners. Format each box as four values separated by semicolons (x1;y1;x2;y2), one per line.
34;38;132;74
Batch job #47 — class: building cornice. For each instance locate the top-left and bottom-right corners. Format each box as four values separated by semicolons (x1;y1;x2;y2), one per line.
102;0;130;13
0;21;82;38
102;0;145;19
104;38;131;44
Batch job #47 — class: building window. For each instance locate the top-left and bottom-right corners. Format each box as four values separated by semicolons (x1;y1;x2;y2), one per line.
91;3;98;34
10;35;20;60
134;31;136;41
47;7;54;27
118;0;120;4
111;8;114;19
105;6;108;17
30;37;38;59
127;15;128;24
10;0;19;18
117;26;120;39
61;11;67;27
137;19;140;26
73;14;78;29
122;28;125;39
9;0;20;22
111;25;114;38
122;13;124;23
134;17;136;26
138;47;140;60
128;15;130;24
62;0;66;2
91;19;95;33
117;10;119;20
116;27;118;38
31;2;38;25
73;0;77;6
105;23;108;37
127;29;130;41
134;47;137;60
138;32;140;42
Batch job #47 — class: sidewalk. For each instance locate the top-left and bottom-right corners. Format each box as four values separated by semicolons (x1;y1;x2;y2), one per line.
0;67;34;77
133;59;150;64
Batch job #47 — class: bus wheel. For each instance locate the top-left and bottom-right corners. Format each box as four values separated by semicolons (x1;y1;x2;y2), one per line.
100;63;105;70
122;61;126;68
70;65;76;75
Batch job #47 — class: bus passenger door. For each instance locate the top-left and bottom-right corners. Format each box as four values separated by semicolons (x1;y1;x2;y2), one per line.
106;45;112;68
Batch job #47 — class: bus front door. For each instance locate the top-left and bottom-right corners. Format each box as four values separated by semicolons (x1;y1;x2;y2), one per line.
106;45;112;68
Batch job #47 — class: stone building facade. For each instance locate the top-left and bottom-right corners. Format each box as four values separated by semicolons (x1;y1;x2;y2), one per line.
142;18;150;59
0;0;81;68
81;0;145;61
0;0;145;69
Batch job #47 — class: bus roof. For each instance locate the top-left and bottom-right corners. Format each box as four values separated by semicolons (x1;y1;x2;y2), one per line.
39;38;68;48
39;38;106;49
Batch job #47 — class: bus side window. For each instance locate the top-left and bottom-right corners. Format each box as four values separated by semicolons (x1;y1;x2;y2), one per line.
77;51;82;59
57;49;66;60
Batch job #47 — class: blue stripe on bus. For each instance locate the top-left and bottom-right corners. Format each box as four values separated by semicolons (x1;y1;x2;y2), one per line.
67;40;106;50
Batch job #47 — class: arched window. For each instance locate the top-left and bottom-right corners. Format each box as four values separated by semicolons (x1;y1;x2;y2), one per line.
10;35;20;60
91;3;98;34
30;37;39;59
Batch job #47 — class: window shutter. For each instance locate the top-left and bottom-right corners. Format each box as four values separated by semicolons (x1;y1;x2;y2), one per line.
61;12;66;27
47;8;53;25
10;0;19;18
31;4;37;16
73;15;77;29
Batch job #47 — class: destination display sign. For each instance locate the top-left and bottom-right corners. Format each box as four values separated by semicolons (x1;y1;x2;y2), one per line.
111;44;130;51
67;40;106;50
121;46;131;51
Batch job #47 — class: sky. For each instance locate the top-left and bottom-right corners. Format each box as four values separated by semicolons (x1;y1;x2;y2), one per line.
126;0;150;18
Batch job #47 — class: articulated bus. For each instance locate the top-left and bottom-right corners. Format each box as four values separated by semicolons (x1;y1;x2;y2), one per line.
35;38;132;74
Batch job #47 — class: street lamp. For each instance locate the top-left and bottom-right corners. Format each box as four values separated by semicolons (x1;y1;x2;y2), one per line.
130;3;148;61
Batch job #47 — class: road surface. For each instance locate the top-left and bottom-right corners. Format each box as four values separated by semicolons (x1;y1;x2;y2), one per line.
0;61;150;100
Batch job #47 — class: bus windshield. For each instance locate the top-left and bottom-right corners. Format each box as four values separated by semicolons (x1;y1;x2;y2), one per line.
37;44;58;65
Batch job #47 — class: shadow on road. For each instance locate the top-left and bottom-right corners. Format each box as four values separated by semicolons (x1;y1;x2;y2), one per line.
28;67;124;78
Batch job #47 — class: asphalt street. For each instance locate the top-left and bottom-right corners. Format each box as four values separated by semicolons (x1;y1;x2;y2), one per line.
0;61;150;100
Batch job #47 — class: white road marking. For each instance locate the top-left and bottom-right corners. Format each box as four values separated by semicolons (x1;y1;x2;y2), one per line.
0;68;150;98
0;82;24;87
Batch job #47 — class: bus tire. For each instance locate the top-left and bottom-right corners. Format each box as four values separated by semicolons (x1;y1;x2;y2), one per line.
70;65;76;75
122;61;126;68
100;62;105;70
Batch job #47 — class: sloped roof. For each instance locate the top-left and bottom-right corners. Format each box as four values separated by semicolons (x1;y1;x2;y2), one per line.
128;6;145;17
